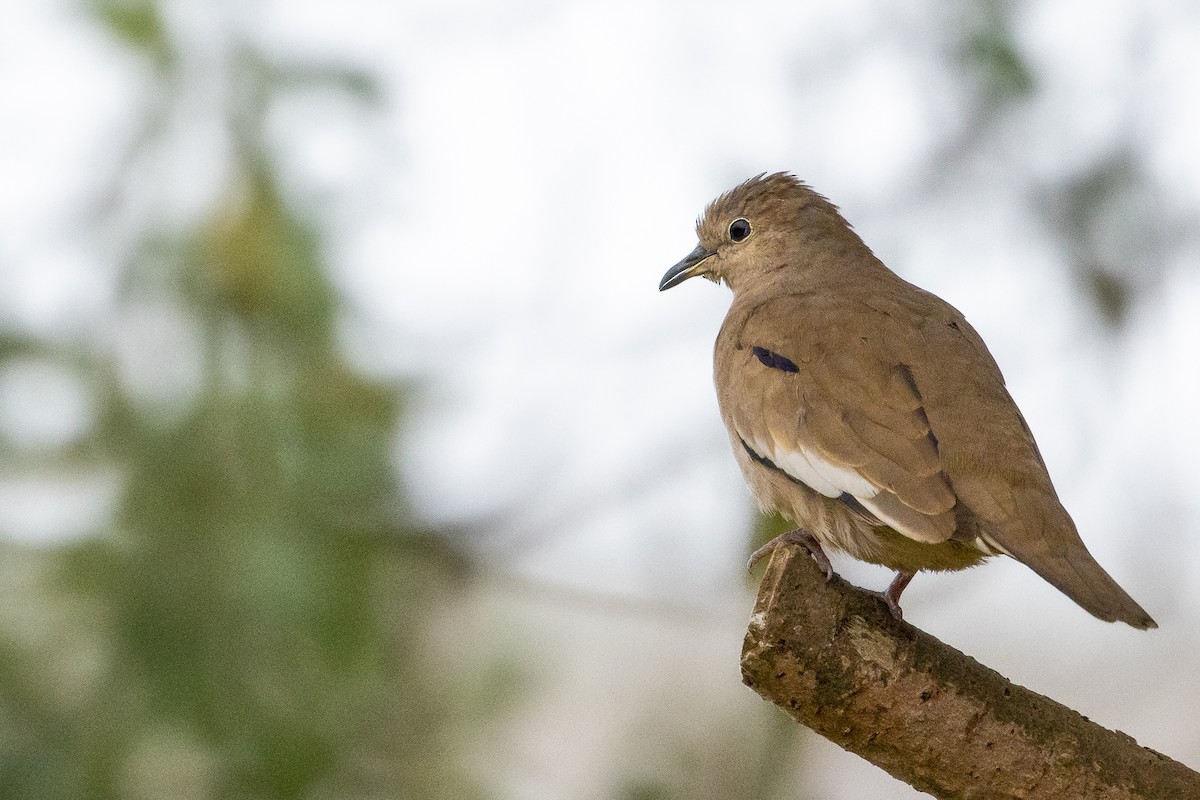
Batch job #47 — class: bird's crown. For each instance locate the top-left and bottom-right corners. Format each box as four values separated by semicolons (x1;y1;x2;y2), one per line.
695;172;844;248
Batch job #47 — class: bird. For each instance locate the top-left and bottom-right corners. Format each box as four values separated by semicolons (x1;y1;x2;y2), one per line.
659;172;1156;629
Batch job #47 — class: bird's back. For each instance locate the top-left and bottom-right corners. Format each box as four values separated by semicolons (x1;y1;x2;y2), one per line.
717;270;1156;628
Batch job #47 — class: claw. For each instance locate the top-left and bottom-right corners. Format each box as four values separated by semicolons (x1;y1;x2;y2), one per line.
877;571;914;620
747;528;834;581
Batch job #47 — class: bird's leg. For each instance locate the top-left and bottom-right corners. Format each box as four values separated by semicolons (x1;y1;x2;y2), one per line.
747;528;834;582
877;570;915;620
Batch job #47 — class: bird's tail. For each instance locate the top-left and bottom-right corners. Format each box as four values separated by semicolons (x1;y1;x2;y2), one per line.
977;489;1157;629
1016;548;1157;629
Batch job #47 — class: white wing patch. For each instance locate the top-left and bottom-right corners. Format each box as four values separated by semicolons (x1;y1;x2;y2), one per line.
745;429;954;544
750;434;880;500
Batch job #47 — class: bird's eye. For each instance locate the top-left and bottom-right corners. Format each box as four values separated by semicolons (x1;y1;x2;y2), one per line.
729;218;752;242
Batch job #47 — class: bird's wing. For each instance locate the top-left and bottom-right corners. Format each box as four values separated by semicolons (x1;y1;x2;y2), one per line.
871;286;1062;552
717;291;958;544
876;289;1156;627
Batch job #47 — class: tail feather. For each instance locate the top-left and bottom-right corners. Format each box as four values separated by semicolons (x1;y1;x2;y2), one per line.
996;525;1157;629
978;489;1157;629
1025;552;1157;629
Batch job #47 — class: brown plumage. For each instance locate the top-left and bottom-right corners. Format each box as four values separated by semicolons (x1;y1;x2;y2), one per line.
660;172;1156;628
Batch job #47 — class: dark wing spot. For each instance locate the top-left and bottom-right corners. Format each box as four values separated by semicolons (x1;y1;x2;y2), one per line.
899;364;940;455
897;363;921;397
741;437;779;471
740;437;803;487
741;438;882;524
836;492;883;526
751;346;799;373
836;492;872;517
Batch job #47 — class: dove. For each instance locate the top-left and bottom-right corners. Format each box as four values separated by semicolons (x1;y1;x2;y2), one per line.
660;173;1155;628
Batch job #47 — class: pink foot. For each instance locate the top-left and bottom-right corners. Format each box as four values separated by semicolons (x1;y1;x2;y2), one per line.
747;528;834;582
874;570;915;620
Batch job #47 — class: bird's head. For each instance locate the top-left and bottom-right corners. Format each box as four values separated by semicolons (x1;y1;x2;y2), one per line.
658;172;854;294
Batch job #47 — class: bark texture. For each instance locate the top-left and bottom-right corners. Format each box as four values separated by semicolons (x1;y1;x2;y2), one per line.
741;544;1200;799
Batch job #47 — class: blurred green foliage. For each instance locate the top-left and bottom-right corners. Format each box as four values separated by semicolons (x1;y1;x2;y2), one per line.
960;10;1035;103
0;4;483;798
87;0;172;64
1049;151;1169;327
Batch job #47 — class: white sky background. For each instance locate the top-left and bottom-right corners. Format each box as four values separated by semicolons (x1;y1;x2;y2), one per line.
3;1;1200;798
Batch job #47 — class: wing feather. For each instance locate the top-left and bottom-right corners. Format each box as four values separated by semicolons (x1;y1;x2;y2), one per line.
719;293;957;544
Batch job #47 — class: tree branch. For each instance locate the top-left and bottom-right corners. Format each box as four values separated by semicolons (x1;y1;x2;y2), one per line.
741;544;1200;799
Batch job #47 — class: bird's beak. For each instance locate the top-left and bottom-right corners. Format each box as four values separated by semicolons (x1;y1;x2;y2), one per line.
659;244;715;291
